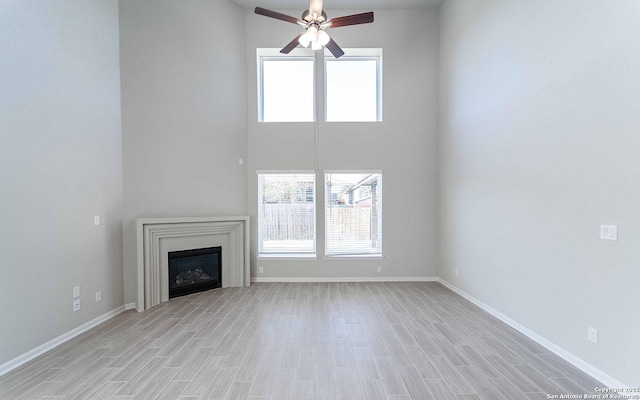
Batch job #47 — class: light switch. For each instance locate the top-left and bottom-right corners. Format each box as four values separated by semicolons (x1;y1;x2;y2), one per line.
588;327;598;344
600;225;617;241
94;215;100;226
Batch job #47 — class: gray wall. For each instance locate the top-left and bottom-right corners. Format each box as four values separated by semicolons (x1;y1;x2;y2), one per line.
245;9;439;279
438;0;640;385
5;0;634;386
119;0;248;304
0;0;123;365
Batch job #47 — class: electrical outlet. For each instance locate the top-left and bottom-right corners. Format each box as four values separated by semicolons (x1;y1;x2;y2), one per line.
588;327;598;344
73;286;80;298
259;267;264;274
377;266;382;273
73;299;81;312
95;291;102;302
455;268;459;276
93;215;100;226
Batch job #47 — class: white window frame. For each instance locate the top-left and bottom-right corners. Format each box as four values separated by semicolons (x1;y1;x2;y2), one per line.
257;48;316;123
324;48;383;122
324;170;383;258
257;48;382;123
257;171;317;258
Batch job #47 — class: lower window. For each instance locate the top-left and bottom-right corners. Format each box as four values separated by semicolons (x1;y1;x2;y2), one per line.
258;173;316;256
325;172;382;256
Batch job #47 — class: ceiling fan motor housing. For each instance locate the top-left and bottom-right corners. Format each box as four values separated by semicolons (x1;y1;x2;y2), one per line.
302;9;328;23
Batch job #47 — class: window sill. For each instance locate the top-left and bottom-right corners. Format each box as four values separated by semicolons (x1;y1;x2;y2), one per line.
258;254;317;261
324;120;383;123
323;254;384;261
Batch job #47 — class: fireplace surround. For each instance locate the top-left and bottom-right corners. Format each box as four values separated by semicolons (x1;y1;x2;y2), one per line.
135;216;249;311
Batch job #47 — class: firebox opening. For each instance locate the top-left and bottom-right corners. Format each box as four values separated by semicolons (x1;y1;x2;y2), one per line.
168;246;221;299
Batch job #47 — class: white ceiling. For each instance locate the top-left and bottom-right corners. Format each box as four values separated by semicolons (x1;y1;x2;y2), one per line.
231;0;442;10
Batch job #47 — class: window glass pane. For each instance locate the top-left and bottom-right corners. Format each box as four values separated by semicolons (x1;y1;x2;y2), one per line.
326;59;378;122
325;173;382;255
262;59;314;122
258;173;315;254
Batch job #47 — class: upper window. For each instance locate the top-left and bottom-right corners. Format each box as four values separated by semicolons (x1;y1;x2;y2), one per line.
258;49;315;122
257;48;382;122
325;172;382;256
325;51;382;122
258;173;316;256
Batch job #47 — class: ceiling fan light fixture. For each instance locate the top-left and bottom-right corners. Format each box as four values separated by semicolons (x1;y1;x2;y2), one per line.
299;25;320;48
317;29;330;46
298;32;312;47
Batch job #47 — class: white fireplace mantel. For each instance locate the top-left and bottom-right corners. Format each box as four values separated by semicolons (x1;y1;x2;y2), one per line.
135;216;250;311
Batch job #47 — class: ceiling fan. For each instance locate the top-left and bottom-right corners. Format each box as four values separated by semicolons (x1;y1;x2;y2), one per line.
254;0;374;58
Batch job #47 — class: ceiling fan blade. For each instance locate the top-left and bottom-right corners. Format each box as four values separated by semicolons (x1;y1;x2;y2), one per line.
254;7;300;24
280;34;303;54
309;0;323;16
325;37;345;58
328;12;374;28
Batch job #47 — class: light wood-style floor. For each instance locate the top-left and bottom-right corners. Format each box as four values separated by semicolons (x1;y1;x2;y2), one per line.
0;282;604;400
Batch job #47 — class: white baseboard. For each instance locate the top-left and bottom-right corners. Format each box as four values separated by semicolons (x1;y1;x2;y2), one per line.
251;276;438;283
437;278;628;389
124;302;136;310
0;305;126;377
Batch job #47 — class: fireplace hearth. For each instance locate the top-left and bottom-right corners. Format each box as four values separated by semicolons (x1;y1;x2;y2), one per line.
168;246;221;298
